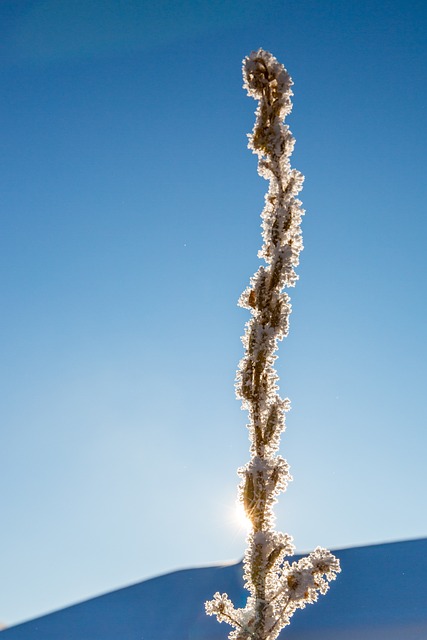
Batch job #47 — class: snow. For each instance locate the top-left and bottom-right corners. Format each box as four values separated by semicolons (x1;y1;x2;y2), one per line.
1;537;426;639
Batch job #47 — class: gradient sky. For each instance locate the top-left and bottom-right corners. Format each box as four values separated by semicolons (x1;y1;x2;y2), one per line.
1;0;426;628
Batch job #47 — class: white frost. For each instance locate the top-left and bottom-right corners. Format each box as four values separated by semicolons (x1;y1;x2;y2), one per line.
206;49;340;640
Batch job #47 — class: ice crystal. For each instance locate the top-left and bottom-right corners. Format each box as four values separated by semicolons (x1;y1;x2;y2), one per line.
206;49;340;640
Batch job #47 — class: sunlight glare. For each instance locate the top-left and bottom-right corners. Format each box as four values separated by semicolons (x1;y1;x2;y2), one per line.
234;501;252;533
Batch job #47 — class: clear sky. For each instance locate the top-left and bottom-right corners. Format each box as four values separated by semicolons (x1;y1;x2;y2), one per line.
1;0;426;628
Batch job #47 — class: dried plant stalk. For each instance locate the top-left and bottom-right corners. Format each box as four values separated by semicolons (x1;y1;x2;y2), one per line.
205;49;340;640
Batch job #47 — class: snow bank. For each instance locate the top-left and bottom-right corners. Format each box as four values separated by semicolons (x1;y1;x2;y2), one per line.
2;538;426;639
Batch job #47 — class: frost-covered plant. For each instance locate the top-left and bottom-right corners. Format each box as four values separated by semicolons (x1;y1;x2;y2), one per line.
205;49;340;640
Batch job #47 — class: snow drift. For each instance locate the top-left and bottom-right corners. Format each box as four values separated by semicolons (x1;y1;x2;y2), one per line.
1;538;426;639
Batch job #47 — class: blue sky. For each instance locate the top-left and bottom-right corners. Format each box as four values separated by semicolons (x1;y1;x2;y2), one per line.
1;0;426;627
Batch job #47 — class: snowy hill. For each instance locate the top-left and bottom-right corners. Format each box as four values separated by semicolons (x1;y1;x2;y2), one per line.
2;538;426;639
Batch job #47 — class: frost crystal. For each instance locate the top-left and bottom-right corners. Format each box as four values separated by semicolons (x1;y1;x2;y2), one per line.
205;49;340;640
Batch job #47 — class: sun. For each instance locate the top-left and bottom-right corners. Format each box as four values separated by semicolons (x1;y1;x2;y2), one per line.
234;500;252;533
